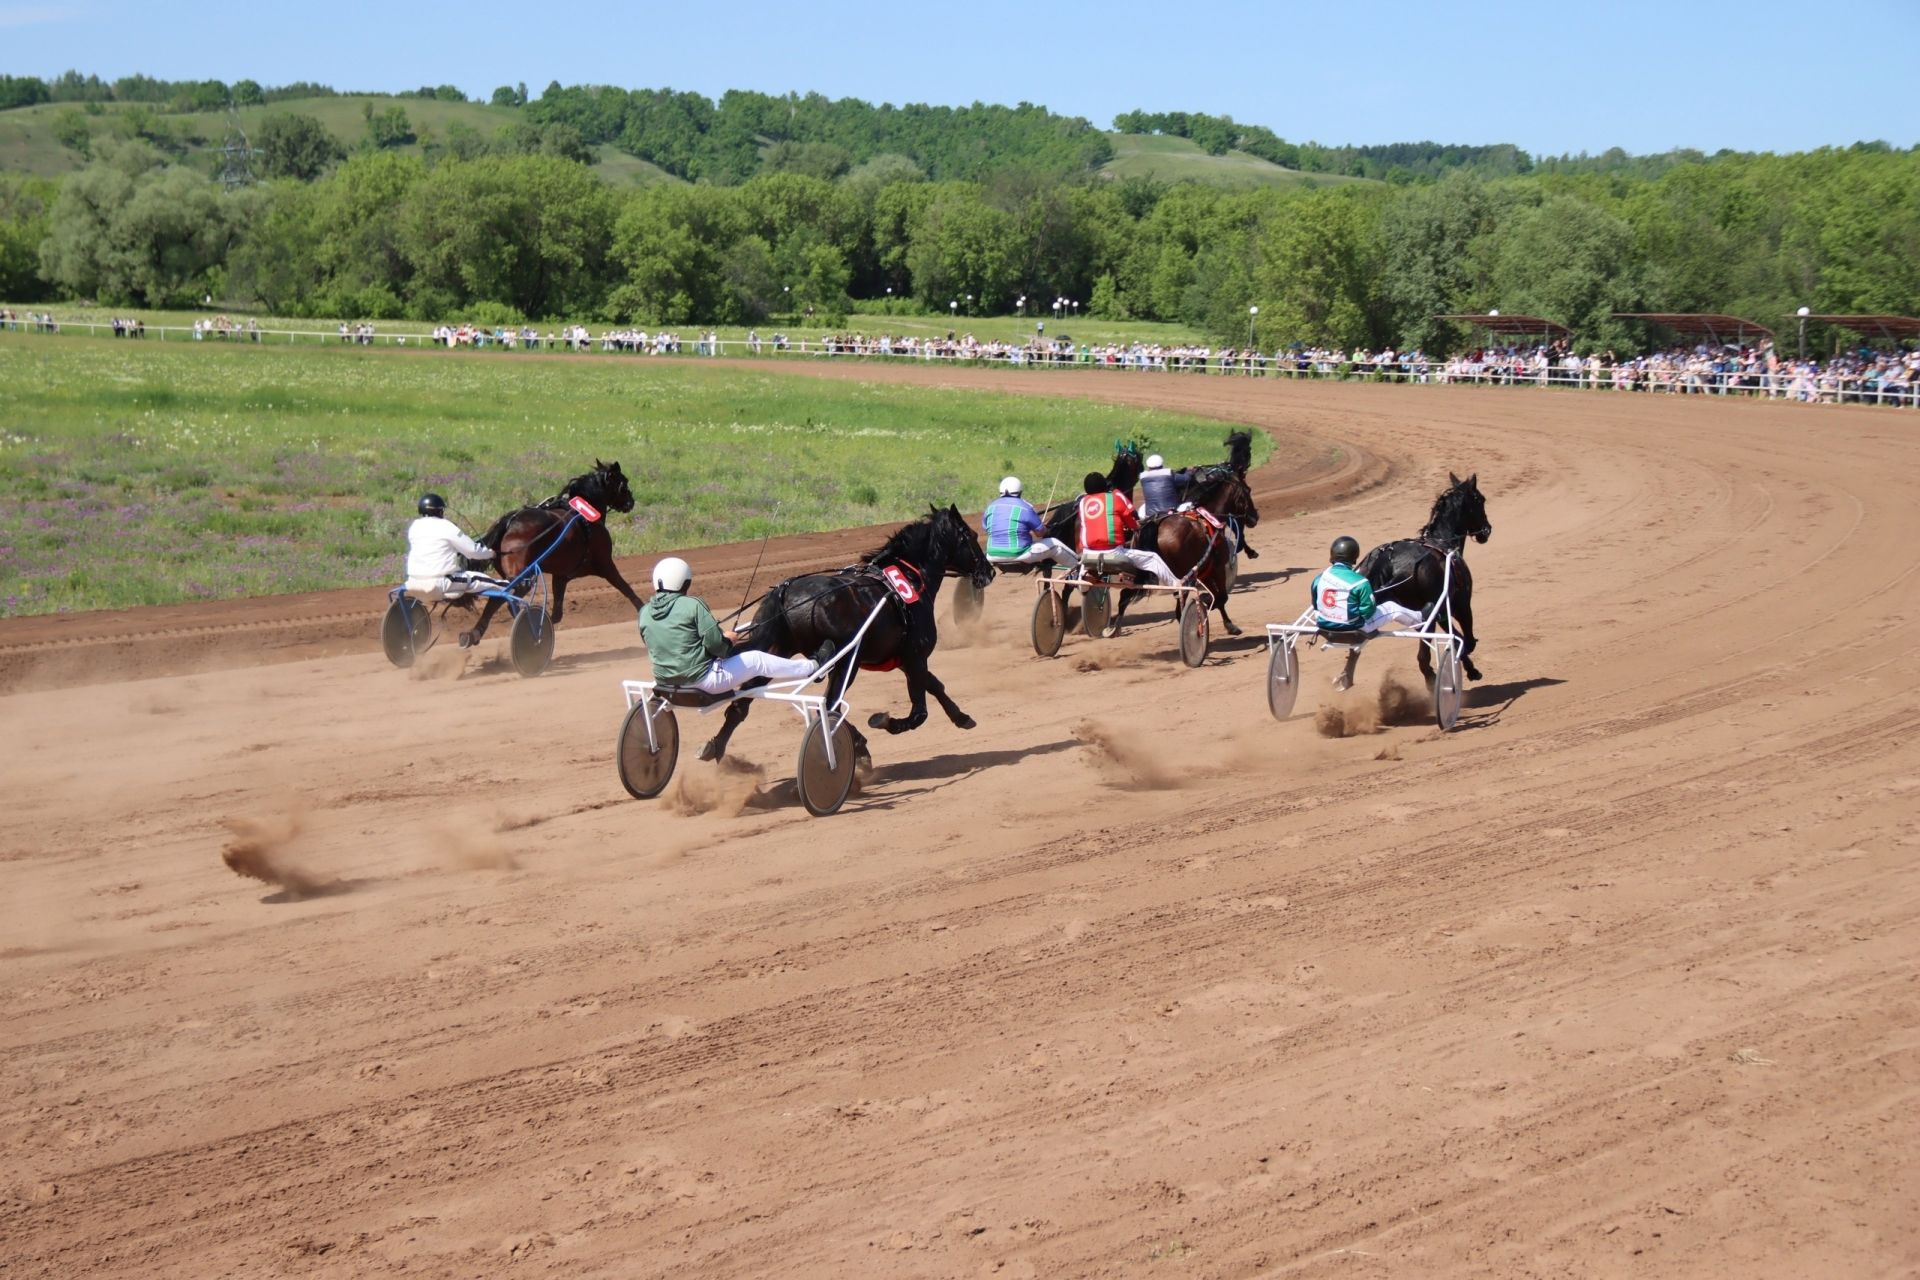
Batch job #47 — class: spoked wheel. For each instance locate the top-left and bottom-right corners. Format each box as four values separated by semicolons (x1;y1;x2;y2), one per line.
797;716;857;817
952;576;984;624
509;604;556;677
1267;639;1300;720
1432;642;1465;732
616;702;679;799
1177;597;1210;668
381;597;434;668
1031;589;1065;657
1081;585;1112;639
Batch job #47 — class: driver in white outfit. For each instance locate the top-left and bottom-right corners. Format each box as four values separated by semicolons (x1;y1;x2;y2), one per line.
405;493;511;598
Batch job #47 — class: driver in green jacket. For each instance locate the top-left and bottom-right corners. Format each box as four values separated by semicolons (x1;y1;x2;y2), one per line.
639;557;817;693
1311;536;1424;633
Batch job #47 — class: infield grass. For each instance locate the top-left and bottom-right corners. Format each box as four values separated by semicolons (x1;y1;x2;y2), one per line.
0;334;1264;617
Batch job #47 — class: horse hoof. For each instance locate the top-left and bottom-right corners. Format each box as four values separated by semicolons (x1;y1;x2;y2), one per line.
457;631;476;649
698;740;723;762
953;715;976;731
866;712;889;731
1244;547;1260;559
1225;623;1243;636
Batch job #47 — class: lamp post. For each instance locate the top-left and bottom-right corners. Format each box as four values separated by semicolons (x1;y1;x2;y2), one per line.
1053;297;1063;320
950;299;958;324
965;293;973;317
1248;304;1259;348
1017;294;1026;317
1069;299;1078;319
1797;305;1810;360
783;284;790;320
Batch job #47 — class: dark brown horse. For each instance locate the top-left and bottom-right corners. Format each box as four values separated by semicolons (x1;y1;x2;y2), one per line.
461;460;644;646
1115;470;1259;635
698;505;995;768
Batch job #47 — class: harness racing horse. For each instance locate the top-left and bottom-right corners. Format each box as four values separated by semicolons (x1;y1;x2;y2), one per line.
1356;472;1492;683
1114;470;1260;635
460;460;644;647
697;504;996;769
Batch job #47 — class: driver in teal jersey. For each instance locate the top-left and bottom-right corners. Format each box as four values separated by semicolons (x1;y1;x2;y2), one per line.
1311;536;1424;632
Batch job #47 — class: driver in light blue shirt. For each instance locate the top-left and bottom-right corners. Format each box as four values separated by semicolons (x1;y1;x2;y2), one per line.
982;476;1077;568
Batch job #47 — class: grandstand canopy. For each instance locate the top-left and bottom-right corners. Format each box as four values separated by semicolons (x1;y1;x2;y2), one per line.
1434;312;1570;339
1614;313;1775;344
1800;314;1920;341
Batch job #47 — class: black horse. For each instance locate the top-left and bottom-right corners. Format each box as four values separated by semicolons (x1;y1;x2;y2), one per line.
461;460;644;646
697;504;996;767
1041;440;1146;550
1356;472;1492;682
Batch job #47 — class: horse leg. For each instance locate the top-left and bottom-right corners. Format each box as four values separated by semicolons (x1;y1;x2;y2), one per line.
918;662;976;730
1453;593;1483;681
461;596;506;647
867;661;929;735
549;576;568;627
699;698;753;762
1211;568;1242;636
594;548;645;611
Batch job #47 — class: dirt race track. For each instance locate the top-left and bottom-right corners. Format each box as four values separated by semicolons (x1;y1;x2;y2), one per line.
3;363;1917;1278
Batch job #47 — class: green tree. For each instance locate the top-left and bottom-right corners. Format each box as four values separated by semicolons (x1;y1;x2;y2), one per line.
0;174;58;301
253;111;346;181
39;144;234;305
364;104;415;149
1248;188;1389;348
231;79;265;106
1490;194;1643;350
52;107;92;159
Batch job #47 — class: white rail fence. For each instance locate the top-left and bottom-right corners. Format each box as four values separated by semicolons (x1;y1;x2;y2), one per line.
4;316;1915;410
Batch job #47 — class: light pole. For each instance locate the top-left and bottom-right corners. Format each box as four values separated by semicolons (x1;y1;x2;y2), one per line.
783;284;790;321
965;293;973;317
1248;304;1259;348
1069;299;1078;320
1797;305;1810;360
1053;297;1063;320
950;299;958;325
1017;294;1026;317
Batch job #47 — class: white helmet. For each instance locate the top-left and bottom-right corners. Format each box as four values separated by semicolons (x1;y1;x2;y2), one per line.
1145;454;1165;470
651;556;693;592
999;475;1023;497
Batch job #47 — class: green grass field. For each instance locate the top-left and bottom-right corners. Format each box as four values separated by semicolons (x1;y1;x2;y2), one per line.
0;96;1362;192
0;96;680;186
1099;133;1370;190
0;334;1263;616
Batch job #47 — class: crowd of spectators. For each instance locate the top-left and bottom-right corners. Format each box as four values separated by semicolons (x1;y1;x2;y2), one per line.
7;308;1916;407
2;308;59;332
191;316;261;342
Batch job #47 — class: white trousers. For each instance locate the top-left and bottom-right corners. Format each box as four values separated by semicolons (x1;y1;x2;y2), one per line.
692;649;817;695
1361;601;1426;632
1117;548;1180;589
406;571;510;600
990;538;1078;568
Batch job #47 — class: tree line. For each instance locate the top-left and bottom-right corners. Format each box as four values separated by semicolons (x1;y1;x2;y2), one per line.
7;134;1912;357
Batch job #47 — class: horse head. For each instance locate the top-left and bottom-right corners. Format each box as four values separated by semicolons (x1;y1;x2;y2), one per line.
1426;472;1492;547
1222;430;1254;476
593;459;636;514
1108;440;1145;493
935;503;995;590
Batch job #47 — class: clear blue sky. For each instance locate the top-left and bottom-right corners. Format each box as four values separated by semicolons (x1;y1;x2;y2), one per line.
7;0;1915;157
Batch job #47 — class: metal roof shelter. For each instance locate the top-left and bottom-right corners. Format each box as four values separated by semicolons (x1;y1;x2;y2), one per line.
1434;312;1571;341
1613;313;1775;345
1800;314;1920;342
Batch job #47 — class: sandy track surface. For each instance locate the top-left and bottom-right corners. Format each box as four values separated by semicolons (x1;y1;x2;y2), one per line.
3;367;1917;1278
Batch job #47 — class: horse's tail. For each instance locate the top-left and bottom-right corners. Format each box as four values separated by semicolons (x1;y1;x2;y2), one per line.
477;511;517;569
745;581;794;655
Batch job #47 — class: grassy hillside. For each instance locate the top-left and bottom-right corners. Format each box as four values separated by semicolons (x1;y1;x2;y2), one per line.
1100;133;1371;189
0;96;680;186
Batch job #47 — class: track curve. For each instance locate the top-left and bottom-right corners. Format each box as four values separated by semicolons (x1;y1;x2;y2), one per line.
2;367;1916;1278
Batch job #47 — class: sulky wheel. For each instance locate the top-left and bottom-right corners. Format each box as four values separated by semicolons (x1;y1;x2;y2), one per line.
1081;585;1112;639
1031;590;1065;657
1432;642;1464;732
1267;639;1300;720
796;716;857;817
616;702;679;799
951;576;984;624
381;596;434;668
509;604;556;678
1177;597;1210;668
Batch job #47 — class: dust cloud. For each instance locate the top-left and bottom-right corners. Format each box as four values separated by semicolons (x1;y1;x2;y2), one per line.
1074;719;1180;789
668;756;769;817
219;808;330;897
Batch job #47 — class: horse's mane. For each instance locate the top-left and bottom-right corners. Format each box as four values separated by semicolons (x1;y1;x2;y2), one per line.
859;508;947;567
1419;476;1480;544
